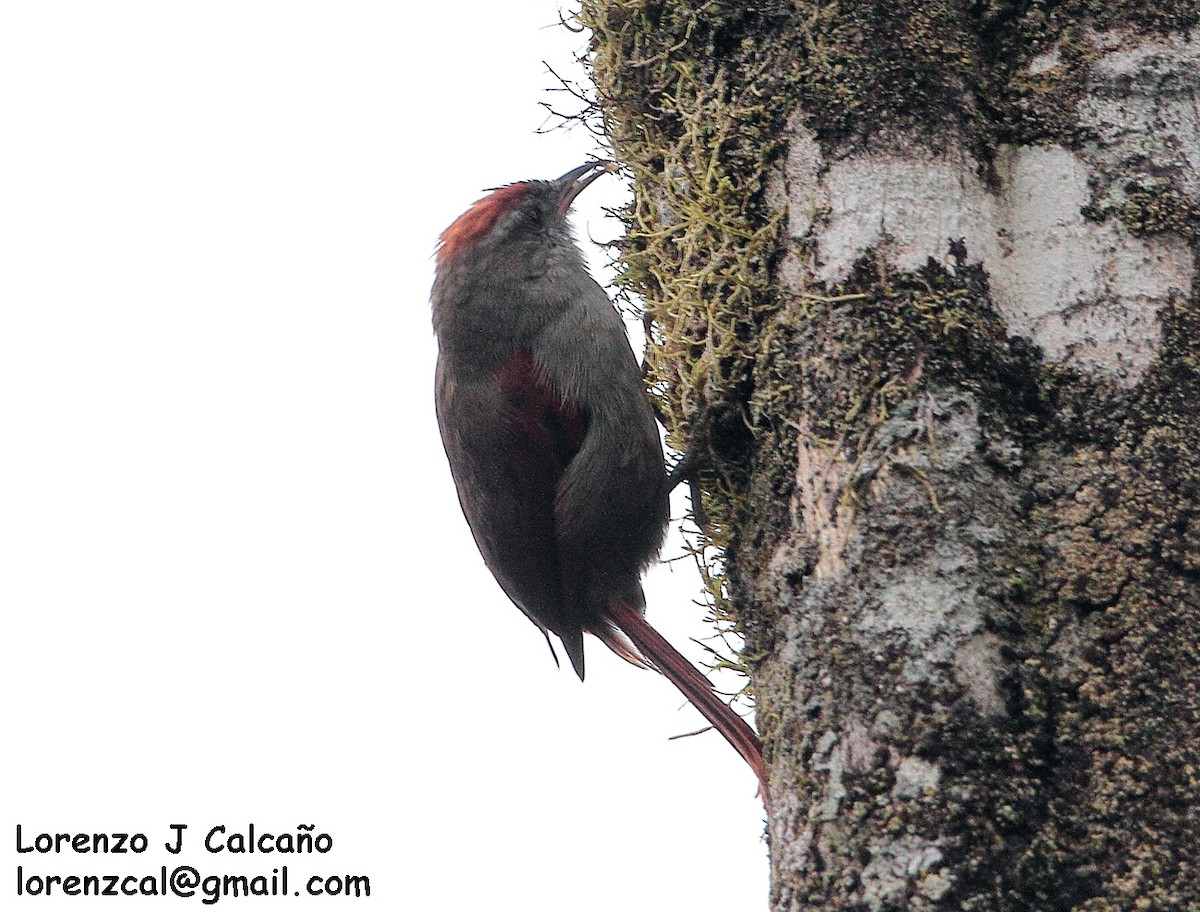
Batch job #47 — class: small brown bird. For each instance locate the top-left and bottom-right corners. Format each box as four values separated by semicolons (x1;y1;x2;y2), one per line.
431;161;764;787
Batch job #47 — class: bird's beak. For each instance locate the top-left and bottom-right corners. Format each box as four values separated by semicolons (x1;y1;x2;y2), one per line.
554;160;613;216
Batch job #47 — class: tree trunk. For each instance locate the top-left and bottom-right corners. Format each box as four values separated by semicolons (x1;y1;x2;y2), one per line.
581;2;1199;909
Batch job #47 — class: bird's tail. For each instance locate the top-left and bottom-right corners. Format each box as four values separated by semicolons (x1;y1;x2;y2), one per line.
591;623;653;671
602;599;767;792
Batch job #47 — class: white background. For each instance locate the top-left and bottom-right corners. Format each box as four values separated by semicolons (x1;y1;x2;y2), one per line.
2;3;767;909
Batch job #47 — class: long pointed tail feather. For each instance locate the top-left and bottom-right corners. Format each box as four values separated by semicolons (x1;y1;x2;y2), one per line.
592;623;654;671
603;599;767;793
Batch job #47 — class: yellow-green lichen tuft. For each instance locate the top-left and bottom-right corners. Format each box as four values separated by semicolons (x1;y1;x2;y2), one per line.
579;2;799;545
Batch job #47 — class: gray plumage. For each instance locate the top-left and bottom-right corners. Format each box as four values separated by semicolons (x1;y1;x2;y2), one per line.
432;162;669;678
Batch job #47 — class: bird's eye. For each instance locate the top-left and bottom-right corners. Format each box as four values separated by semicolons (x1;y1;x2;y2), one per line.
521;208;546;232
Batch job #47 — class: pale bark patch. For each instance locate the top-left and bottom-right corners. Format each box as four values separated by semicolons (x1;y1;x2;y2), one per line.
780;135;1192;385
1027;46;1063;76
988;144;1191;383
860;836;947;912
950;633;1007;719
794;437;853;580
893;755;942;798
776;29;1199;387
811;720;880;820
857;393;1006;715
1081;27;1200;198
782;132;990;281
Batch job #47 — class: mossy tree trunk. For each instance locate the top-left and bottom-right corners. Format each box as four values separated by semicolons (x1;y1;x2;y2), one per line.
581;2;1199;909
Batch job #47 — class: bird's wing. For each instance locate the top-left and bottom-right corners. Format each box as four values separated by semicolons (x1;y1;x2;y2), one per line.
435;349;590;677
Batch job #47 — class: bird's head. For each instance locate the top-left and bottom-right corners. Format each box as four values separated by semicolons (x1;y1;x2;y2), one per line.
435;160;613;272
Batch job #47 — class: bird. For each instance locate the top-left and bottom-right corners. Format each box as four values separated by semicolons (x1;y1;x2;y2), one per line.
431;160;765;788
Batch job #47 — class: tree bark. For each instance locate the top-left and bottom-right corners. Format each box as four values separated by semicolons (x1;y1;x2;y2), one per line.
581;2;1200;909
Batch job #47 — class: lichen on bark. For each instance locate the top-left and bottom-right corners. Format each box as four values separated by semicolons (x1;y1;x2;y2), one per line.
581;1;1200;909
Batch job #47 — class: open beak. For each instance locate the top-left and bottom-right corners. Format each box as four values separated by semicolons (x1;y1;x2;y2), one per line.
553;160;614;216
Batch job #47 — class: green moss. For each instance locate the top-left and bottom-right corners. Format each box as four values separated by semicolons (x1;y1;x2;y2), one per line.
582;1;1013;573
579;3;800;630
1015;288;1200;909
579;3;1200;902
580;0;1191;542
779;0;987;151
